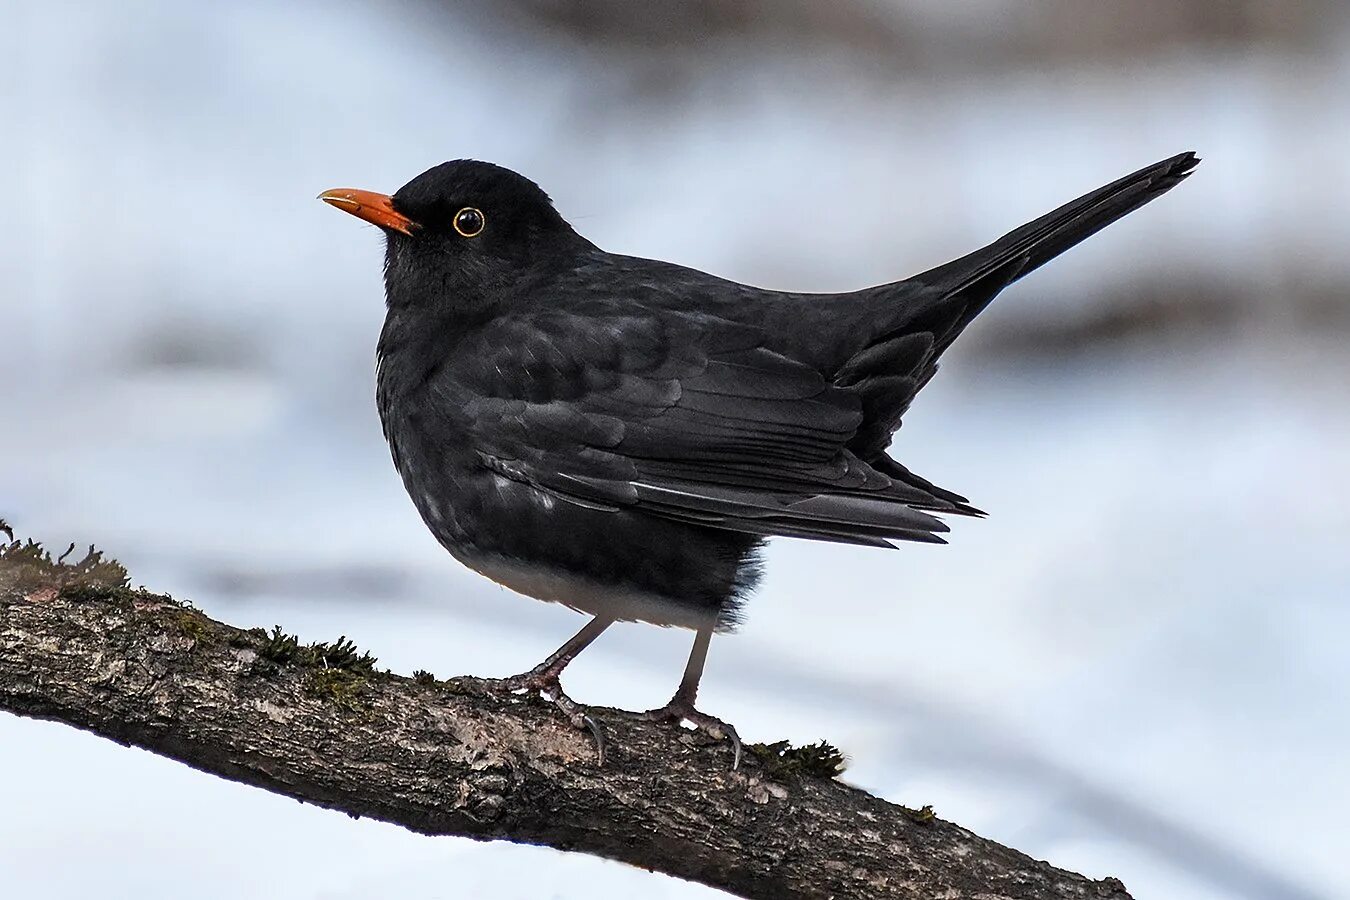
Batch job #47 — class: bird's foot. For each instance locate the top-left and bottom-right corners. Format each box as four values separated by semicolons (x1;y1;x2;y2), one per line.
645;699;742;771
486;668;606;766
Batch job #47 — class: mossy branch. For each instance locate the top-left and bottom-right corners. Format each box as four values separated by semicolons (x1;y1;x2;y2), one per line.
0;529;1131;900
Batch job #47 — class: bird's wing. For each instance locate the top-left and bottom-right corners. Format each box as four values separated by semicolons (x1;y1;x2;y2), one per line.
439;309;970;547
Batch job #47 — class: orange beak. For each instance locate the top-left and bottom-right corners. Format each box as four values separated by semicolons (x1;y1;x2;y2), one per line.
318;188;417;236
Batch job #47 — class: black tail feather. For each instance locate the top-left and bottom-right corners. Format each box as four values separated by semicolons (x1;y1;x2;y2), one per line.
916;151;1199;348
840;152;1198;513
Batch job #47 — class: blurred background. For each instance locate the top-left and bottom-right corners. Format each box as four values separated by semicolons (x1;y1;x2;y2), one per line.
3;1;1348;898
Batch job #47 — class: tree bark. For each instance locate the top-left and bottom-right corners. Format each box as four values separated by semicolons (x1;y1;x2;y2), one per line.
0;539;1130;900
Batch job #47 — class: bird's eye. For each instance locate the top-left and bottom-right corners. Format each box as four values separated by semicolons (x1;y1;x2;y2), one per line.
453;207;485;238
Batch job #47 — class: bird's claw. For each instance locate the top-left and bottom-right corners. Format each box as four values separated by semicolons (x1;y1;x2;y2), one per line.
646;701;742;771
549;690;607;767
485;670;606;766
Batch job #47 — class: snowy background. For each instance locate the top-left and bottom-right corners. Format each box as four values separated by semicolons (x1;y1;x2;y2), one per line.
3;1;1348;898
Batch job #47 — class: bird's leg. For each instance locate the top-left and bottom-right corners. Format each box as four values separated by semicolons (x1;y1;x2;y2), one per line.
496;615;613;690
646;626;742;770
488;615;613;764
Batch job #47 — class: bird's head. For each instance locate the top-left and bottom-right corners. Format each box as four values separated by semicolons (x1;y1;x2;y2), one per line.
320;160;588;311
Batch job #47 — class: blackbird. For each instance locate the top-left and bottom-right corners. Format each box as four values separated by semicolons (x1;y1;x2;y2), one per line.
320;151;1197;766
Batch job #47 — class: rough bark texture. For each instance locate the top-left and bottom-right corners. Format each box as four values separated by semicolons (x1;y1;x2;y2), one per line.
0;540;1130;900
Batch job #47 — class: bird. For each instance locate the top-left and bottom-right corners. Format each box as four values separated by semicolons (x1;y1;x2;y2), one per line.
320;151;1198;767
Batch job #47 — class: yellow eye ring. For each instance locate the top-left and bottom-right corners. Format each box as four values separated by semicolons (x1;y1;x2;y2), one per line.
453;207;485;238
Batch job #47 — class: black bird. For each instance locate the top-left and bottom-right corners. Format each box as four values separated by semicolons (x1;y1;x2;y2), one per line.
320;152;1198;766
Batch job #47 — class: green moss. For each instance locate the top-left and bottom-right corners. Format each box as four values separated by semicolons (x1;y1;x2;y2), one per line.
304;667;366;711
0;533;130;598
412;669;437;686
905;804;936;824
747;739;848;781
311;635;378;674
258;626;304;665
58;582;139;604
256;627;378;673
170;609;215;645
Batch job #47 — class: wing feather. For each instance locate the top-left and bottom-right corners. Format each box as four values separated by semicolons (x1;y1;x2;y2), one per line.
443;309;970;547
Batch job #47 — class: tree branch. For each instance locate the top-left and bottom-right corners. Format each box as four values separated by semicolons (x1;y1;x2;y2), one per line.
0;532;1130;900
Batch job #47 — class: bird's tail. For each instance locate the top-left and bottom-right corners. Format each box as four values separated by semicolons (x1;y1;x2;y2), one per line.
914;151;1199;350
